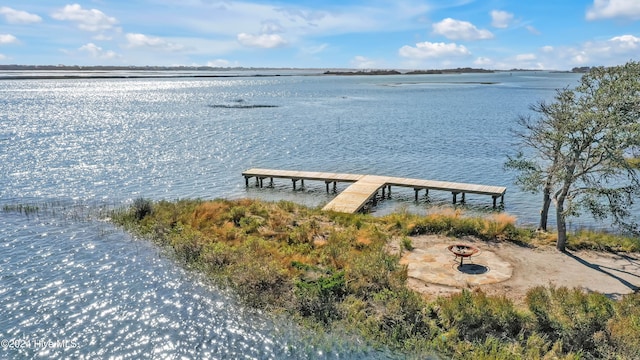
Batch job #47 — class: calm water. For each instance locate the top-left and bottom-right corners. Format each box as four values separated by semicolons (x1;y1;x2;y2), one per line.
1;71;587;358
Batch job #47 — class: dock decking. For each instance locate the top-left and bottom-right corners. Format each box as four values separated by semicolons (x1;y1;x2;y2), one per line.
242;168;506;213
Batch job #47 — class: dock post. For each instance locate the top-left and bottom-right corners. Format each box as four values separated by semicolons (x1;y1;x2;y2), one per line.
292;179;297;190
461;193;466;203
259;177;264;188
325;181;330;193
381;186;386;199
452;192;459;204
372;191;378;206
269;177;274;187
245;176;250;187
492;196;498;208
333;182;337;192
301;179;305;188
414;188;419;202
387;185;391;198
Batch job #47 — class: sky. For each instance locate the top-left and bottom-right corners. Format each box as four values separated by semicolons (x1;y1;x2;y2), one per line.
0;0;639;70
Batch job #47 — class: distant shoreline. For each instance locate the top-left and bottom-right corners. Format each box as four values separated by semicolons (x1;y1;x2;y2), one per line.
0;65;581;80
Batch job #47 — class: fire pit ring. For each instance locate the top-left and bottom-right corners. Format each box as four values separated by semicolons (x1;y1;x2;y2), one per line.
447;244;479;266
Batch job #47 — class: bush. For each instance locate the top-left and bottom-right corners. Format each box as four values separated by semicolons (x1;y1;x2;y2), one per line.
608;293;640;358
367;288;433;346
133;197;153;220
525;286;615;356
346;248;405;298
436;289;528;343
231;258;293;309
294;271;347;324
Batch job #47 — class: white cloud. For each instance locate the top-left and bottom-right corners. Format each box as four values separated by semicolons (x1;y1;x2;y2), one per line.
490;10;513;28
0;34;18;44
516;53;536;61
51;4;118;32
93;34;113;41
399;41;471;59
609;34;640;50
0;53;5;60
527;34;640;69
541;45;554;53
432;18;494;40
0;6;42;24
207;59;238;67
577;34;640;61
125;33;185;52
351;55;377;69
79;43;118;59
586;0;640;20
237;33;288;48
474;57;493;66
158;1;432;42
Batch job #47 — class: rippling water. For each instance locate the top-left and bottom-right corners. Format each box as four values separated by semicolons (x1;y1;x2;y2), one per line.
1;71;594;358
0;210;398;359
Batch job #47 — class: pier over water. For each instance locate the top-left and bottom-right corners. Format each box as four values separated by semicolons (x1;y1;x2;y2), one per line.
242;168;506;213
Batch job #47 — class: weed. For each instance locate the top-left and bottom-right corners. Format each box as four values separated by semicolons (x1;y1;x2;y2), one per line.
401;236;414;251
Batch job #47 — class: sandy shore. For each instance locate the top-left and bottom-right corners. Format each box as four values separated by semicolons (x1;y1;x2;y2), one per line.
390;235;640;302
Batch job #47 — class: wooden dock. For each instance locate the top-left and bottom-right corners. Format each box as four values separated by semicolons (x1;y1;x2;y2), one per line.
242;168;506;213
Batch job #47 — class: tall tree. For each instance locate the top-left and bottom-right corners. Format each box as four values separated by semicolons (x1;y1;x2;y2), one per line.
506;61;640;251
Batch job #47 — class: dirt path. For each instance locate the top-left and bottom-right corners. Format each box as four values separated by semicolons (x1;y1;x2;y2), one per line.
391;235;640;301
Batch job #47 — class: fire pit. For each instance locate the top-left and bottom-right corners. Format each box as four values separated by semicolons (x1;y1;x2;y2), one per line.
447;244;479;266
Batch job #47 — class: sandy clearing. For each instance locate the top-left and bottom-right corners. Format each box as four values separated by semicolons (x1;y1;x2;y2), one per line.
390;235;640;302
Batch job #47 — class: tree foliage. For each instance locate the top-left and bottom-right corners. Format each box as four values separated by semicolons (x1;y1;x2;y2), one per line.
506;61;640;251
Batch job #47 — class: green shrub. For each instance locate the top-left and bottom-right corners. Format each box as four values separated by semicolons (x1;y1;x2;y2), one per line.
231;258;292;309
367;288;433;346
228;205;247;225
436;289;528;343
525;286;615;356
346;248;405;298
608;293;640;358
238;214;265;233
133;197;153;220
294;271;347;324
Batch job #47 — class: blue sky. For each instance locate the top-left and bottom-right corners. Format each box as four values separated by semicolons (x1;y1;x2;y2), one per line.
0;0;639;70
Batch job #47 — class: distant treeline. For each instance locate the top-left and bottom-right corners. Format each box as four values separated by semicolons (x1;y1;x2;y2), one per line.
324;67;495;75
571;66;593;73
0;64;594;74
0;64;274;71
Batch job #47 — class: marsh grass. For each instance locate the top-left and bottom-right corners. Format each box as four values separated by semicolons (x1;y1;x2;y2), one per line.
111;198;640;359
567;229;640;252
2;203;40;215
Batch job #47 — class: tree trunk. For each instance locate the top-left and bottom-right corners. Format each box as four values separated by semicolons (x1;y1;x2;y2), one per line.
556;196;568;252
539;187;551;231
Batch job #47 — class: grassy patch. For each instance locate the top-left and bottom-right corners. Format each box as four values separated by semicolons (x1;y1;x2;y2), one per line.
111;198;639;358
567;229;640;252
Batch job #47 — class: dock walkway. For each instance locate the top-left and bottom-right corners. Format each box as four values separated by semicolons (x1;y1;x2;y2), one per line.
242;168;506;213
